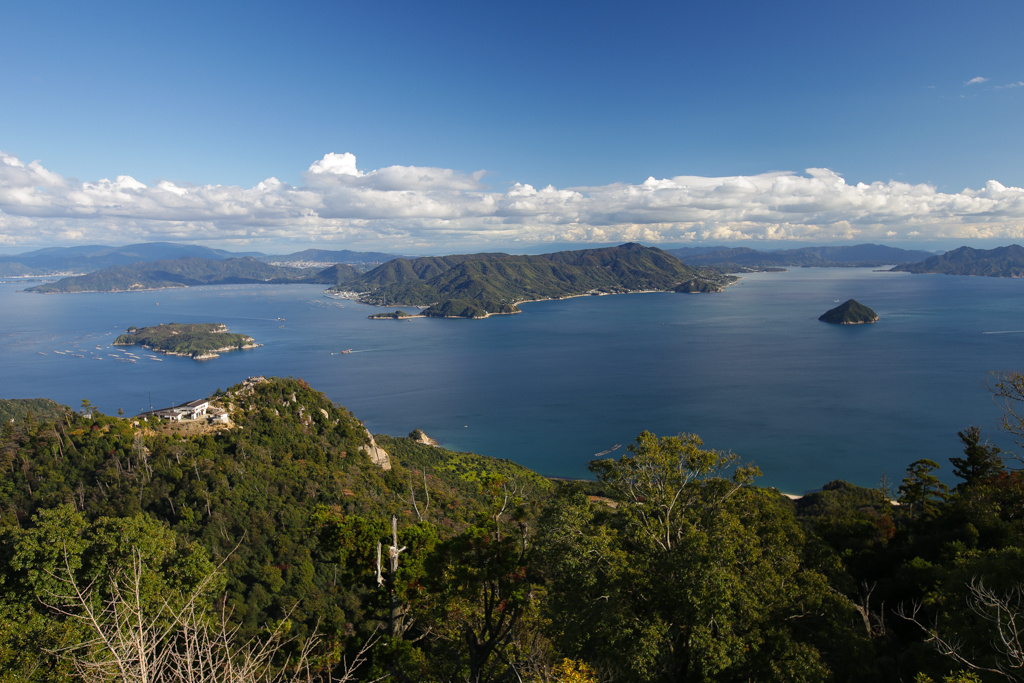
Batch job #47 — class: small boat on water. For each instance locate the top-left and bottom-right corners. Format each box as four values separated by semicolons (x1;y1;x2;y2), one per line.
38;352;46;355
593;444;623;457
341;349;354;354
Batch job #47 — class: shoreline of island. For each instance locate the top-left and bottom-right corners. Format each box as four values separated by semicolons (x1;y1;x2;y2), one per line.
363;281;741;320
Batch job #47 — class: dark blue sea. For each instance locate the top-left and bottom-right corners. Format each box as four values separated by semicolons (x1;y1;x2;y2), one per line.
3;268;1022;493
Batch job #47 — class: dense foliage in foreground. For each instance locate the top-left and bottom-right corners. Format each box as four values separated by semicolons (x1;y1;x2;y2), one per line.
2;376;1024;682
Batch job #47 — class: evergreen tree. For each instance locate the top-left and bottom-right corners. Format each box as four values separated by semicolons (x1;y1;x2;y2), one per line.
899;459;949;520
950;426;1004;488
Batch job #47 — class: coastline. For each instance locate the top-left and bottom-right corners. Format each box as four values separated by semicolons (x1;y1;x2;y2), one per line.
22;281;317;294
21;284;189;294
114;341;262;360
357;281;741;320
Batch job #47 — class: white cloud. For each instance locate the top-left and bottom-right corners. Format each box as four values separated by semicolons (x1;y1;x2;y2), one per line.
2;150;1024;250
996;81;1024;89
965;76;989;85
308;152;362;176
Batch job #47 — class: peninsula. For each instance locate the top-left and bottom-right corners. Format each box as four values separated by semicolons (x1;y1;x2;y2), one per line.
818;300;879;325
889;244;1024;277
336;243;737;319
113;322;261;359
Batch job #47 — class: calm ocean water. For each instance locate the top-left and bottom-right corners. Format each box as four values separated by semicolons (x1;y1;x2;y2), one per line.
2;268;1022;493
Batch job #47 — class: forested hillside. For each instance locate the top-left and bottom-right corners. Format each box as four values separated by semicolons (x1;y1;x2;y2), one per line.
667;244;935;271
891;245;1024;277
0;397;65;424
25;257;322;292
332;243;735;318
113;323;259;358
3;375;1024;682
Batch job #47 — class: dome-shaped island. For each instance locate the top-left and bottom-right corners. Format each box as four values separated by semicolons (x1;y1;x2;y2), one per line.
818;299;879;325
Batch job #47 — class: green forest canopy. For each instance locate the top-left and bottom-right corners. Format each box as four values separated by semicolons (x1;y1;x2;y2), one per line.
332;243;737;318
113;322;259;358
2;374;1024;682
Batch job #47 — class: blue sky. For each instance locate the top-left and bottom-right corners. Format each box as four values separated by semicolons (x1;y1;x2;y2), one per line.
2;0;1023;253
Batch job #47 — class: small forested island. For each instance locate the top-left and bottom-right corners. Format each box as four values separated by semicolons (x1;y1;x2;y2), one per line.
113;322;261;359
819;299;879;324
368;309;420;319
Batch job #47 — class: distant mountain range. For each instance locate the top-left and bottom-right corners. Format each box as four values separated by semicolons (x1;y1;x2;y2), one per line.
889;245;1024;277
25;244;732;318
665;244;936;270
0;242;401;276
261;248;402;267
24;257;358;293
22;241;1024;308
0;241;948;278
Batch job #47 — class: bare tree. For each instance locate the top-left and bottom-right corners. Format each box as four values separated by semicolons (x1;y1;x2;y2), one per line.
851;581;886;639
402;469;430;523
897;578;1024;681
42;542;379;683
376;515;412;638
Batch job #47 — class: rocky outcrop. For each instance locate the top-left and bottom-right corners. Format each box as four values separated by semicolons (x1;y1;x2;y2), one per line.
409;428;439;446
360;428;392;470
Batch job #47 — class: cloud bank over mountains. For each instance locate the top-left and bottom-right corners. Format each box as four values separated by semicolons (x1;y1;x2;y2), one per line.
2;151;1024;250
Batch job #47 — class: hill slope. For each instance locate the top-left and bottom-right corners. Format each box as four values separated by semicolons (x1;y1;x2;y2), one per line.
1;242;399;276
24;257;320;292
890;244;1024;277
0;376;550;653
333;243;734;317
113;323;259;359
818;299;879;324
0;398;66;423
667;243;935;271
0;242;262;275
260;248;401;266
